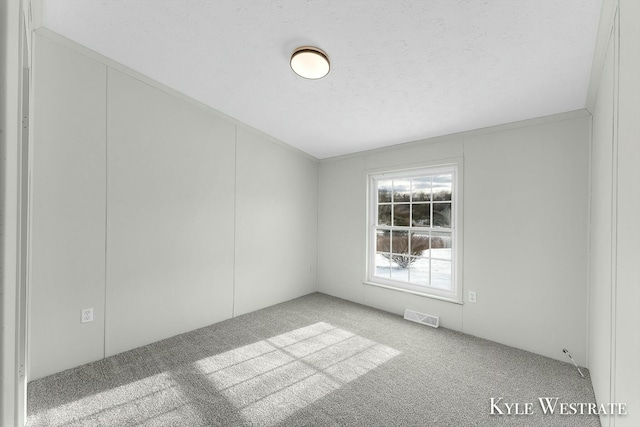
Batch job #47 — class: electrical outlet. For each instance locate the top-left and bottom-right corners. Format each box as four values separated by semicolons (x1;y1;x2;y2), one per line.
81;308;94;323
468;291;477;303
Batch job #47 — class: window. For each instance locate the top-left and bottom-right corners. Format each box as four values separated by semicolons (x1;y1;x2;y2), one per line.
367;164;461;302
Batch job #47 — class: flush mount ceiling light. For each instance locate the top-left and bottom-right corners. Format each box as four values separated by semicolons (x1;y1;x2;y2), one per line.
290;46;330;79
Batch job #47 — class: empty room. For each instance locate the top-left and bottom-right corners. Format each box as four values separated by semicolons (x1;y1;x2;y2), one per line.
1;0;639;426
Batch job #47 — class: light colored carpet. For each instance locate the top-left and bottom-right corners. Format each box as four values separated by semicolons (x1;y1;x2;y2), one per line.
27;293;600;426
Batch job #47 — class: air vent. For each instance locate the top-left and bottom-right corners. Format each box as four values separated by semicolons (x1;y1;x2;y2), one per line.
404;309;439;328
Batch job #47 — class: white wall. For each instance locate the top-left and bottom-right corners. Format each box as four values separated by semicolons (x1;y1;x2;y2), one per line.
463;119;589;365
1;1;25;425
30;34;107;380
588;1;640;426
105;69;236;356
614;1;640;423
234;127;318;316
589;11;615;424
29;32;318;379
318;113;591;365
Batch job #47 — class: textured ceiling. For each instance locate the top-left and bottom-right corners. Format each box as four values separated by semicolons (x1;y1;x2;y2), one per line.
42;0;602;159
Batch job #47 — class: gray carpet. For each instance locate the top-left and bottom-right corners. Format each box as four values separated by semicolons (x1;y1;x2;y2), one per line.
27;293;600;426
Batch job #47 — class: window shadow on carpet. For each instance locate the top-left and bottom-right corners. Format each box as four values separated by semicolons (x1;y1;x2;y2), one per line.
193;322;400;426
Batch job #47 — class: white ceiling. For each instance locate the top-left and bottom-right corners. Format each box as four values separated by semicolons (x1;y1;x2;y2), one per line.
42;0;602;159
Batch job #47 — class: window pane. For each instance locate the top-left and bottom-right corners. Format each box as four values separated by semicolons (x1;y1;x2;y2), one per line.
431;259;452;289
432;174;452;201
411;203;430;227
378;180;392;203
391;230;409;255
393;204;410;226
431;231;452;260
410;231;430;257
374;254;391;278
393;180;411;202
370;167;458;299
433;203;452;227
409;257;429;285
391;261;409;282
412;177;431;201
378;205;391;225
376;229;390;252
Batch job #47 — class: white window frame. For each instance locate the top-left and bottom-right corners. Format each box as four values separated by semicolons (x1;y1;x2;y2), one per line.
365;161;463;303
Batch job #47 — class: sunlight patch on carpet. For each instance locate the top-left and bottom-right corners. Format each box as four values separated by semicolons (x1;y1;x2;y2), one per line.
193;322;400;426
27;372;191;426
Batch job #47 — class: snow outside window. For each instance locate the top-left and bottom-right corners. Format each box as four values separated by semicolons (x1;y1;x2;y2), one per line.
367;165;462;303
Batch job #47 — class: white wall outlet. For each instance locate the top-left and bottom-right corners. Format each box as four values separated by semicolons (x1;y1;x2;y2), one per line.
81;308;94;323
468;291;477;303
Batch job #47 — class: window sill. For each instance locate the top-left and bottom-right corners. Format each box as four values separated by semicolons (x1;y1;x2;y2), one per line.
362;281;463;305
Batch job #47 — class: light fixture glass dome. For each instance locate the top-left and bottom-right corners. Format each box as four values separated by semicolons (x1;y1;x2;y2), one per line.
290;47;330;79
